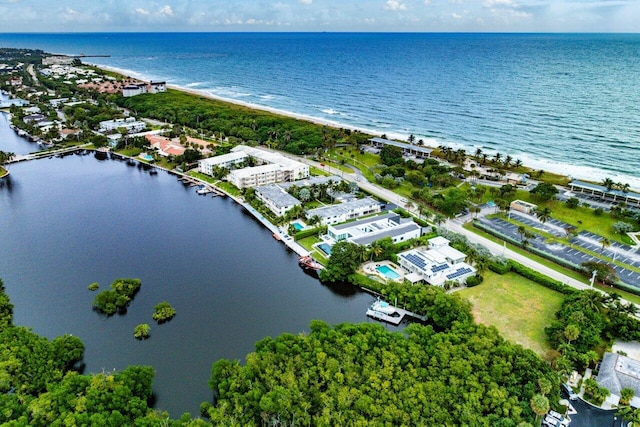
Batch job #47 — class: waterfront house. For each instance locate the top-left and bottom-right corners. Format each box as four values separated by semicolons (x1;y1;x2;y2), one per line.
255;185;301;217
231;145;309;182
397;237;475;286
145;135;185;157
596;352;640;408
306;197;382;226
326;212;422;246
122;83;147;97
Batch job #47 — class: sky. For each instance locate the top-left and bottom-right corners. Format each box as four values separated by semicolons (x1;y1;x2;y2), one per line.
0;0;638;33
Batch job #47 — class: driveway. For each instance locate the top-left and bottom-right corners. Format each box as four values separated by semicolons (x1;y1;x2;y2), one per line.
565;391;624;427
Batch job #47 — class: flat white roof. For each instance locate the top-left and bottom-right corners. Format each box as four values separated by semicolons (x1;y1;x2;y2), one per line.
200;152;247;166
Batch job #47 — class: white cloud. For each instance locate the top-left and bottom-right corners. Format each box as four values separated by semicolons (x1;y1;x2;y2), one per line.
424;0;431;4
452;12;462;18
384;0;407;11
134;8;150;16
159;5;173;16
299;0;312;4
483;0;516;8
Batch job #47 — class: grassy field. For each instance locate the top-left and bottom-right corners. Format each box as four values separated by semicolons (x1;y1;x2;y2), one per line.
458;271;564;355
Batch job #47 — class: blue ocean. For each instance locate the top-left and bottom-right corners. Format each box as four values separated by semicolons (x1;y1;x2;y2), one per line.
1;32;639;187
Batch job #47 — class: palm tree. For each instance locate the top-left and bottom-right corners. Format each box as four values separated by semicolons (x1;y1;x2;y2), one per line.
517;225;526;242
514;159;523;169
535;207;552;224
620;182;631;193
503;155;512;168
602;178;615;191
530;394;550;423
432;213;445;226
369;245;383;261
480;153;489;165
417;139;424;146
600;237;611;253
492;152;502;164
474;148;483;160
407;134;415;144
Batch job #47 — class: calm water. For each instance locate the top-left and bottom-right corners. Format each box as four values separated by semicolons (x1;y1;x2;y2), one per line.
0;148;379;416
0;33;638;187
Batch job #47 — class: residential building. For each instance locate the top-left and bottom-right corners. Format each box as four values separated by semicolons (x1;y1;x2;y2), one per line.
596;352;640;408
231;145;309;181
228;164;284;189
397;237;475;286
122;84;147;97
306;197;381;226
145;135;185;157
198;152;248;175
255;185;301;217
99;118;146;134
149;81;166;93
326;212;422;246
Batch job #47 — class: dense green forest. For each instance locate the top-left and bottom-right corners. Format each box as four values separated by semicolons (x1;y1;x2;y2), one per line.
206;320;557;426
118;90;371;154
1;273;558;426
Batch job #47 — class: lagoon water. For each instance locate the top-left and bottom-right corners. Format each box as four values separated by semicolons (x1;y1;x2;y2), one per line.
1;32;639;187
0;148;378;416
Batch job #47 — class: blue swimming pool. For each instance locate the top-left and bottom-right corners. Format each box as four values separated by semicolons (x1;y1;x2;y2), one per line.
292;222;304;231
376;265;401;280
318;243;332;256
140;154;154;161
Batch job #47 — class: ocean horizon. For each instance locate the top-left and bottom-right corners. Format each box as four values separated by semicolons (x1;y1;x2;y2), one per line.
1;32;639;188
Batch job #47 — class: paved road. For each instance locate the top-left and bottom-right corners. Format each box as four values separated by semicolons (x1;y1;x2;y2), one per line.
565;392;623;427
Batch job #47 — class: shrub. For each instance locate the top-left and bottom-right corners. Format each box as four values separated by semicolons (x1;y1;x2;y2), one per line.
509;261;575;295
87;282;99;291
294;226;327;241
593;207;604;216
92;278;141;316
465;275;483;287
565;198;580;209
489;258;512;275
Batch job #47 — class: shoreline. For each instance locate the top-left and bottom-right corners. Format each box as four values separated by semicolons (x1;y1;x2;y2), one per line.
87;62;639;190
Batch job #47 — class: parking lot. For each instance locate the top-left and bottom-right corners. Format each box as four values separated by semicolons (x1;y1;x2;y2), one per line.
478;216;640;289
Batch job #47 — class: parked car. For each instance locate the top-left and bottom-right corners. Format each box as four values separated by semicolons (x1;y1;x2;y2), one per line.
562;382;579;400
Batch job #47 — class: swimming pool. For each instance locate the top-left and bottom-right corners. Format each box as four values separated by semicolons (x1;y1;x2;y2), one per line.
317;243;332;256
139;154;154;161
376;265;401;280
292;222;304;231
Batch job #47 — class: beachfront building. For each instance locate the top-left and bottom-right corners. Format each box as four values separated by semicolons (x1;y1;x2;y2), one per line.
569;180;640;208
397;237;475;286
99;118;146;134
122;83;147;97
255;185;301;217
149;81;166;93
306;197;382;226
326;212;422;246
368;137;433;160
231;145;309;181
228;164;284;189
198;152;248;175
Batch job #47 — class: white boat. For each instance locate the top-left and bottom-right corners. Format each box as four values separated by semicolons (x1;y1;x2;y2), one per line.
369;299;398;315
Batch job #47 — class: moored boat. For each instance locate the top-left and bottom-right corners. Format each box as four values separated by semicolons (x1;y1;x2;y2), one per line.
298;255;322;271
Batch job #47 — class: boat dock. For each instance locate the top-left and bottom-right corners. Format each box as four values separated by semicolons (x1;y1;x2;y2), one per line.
366;300;427;325
178;176;225;197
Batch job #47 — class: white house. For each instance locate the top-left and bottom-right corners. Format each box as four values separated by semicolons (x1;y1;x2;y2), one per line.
228;164;284;189
255;185;301;217
306;197;381;226
397;237;475;286
198;152;248;176
326;212;422;246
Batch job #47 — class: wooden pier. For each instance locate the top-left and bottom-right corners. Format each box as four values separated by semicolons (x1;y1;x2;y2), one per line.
178;176;225;197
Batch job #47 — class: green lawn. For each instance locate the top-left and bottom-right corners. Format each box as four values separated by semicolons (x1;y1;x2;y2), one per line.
458;271;564;355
